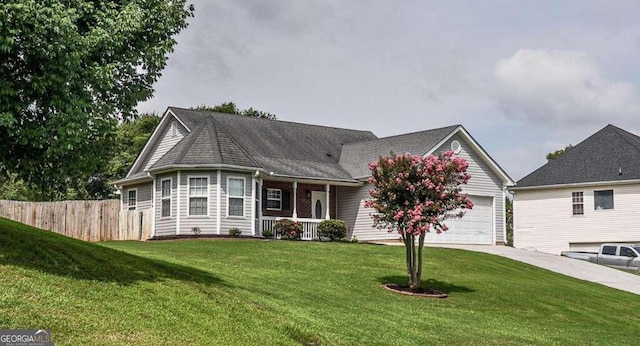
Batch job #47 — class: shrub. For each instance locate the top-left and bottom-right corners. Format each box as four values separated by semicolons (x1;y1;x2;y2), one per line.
262;229;274;238
274;219;302;240
317;219;347;241
228;228;242;236
192;227;201;236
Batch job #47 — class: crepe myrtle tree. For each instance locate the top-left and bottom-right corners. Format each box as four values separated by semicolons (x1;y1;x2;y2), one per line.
365;151;473;290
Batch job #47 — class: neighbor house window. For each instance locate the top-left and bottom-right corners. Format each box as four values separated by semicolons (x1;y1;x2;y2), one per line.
571;192;583;215
189;177;208;216
228;177;245;217
161;179;171;217
594;190;614;210
266;188;282;210
127;189;137;210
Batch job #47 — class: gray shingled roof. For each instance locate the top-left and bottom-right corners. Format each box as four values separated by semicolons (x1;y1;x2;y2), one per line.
149;107;378;180
515;124;640;188
339;125;460;178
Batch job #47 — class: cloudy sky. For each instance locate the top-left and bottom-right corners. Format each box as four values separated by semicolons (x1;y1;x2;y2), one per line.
138;1;640;181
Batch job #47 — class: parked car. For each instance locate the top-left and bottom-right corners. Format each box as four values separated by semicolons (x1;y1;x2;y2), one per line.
561;244;640;273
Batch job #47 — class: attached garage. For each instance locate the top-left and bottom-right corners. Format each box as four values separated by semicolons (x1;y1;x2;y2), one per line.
423;195;494;245
337;127;513;245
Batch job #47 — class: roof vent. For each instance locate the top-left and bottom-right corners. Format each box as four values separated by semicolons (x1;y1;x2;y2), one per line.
326;153;333;157
451;140;462;154
618;167;623;175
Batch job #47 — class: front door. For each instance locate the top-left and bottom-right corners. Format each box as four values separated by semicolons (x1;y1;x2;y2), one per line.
311;191;327;219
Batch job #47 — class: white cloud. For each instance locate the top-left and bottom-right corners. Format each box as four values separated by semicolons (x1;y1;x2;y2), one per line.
494;49;640;126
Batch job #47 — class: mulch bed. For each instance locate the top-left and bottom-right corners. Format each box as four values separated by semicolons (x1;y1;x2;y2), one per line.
382;283;448;298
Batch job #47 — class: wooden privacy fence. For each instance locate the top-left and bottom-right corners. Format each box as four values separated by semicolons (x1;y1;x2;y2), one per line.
0;199;152;242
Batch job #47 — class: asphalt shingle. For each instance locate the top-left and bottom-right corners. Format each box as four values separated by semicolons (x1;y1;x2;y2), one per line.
338;125;460;178
515;124;640;188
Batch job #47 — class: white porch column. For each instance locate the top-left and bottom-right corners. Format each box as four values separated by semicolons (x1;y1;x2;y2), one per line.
216;170;221;235
325;184;330;220
258;178;263;235
251;176;256;236
176;171;181;235
292;181;298;219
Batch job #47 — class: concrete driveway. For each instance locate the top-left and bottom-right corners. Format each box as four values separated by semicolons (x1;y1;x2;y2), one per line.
372;241;640;295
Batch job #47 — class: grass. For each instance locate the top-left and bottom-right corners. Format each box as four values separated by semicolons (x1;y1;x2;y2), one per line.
1;218;639;345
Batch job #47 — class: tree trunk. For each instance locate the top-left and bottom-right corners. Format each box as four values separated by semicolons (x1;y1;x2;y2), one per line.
402;231;414;287
409;234;419;289
416;232;426;288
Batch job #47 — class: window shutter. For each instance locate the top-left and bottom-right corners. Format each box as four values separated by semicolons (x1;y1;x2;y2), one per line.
262;188;267;209
283;190;291;210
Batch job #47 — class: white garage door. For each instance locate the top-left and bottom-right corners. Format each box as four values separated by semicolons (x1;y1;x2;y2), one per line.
423;195;493;245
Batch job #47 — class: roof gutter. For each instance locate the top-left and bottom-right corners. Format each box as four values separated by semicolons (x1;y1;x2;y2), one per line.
265;172;363;186
510;179;640;191
112;175;153;187
147;164;261;175
142;165;363;186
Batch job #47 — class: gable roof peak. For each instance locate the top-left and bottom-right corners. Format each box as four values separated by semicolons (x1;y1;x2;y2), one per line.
514;124;640;189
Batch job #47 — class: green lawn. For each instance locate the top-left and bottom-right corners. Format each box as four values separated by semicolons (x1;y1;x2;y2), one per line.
1;218;638;345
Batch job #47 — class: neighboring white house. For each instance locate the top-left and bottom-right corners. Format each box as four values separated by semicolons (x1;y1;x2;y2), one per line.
114;107;513;245
511;124;640;255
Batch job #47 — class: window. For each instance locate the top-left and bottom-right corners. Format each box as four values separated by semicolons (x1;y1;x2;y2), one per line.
189;177;208;216
127;189;137;210
602;246;617;256
571;192;583;215
266;188;282;210
161;179;171;217
228;177;245;217
594;190;614;210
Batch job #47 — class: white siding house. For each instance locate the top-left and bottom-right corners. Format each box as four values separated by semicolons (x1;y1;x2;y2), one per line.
512;125;640;255
114;107;513;244
514;184;640;254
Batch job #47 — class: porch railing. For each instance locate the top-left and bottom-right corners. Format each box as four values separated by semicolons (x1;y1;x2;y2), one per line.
261;216;322;240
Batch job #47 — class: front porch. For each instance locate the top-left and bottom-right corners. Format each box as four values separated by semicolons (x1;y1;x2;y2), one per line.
257;179;341;240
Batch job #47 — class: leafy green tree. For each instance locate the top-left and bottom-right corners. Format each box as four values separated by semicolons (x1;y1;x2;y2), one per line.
0;1;193;192
193;102;277;119
505;197;513;246
0;113;160;201
546;145;573;161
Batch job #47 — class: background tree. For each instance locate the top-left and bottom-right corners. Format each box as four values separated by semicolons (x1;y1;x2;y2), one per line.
365;152;472;291
505;197;513;246
192;102;277;119
0;113;160;201
546;145;573;161
0;1;193;193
